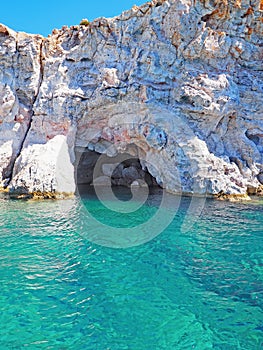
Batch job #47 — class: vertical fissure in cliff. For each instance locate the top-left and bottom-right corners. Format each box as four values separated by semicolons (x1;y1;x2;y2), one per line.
4;39;45;188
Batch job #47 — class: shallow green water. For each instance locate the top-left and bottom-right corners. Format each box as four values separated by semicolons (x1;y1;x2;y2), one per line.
0;189;262;349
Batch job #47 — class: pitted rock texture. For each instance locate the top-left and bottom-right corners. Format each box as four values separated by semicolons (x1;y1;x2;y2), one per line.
0;0;262;199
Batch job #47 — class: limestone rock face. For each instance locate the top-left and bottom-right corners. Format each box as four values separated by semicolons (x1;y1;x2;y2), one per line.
0;0;262;198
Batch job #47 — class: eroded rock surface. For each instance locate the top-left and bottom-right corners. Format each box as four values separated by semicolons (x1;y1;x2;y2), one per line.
0;0;262;198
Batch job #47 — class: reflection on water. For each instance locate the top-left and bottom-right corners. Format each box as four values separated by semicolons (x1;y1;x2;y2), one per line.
0;190;262;349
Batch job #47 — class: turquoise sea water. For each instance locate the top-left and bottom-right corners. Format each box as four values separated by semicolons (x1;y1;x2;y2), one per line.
0;188;262;349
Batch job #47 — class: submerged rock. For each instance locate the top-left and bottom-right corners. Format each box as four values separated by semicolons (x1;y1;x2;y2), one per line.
0;1;262;199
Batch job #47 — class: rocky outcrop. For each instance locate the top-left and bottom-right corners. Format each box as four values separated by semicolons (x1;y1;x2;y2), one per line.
0;0;262;199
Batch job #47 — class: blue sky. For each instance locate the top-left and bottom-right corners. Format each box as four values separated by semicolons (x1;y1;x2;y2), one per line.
0;0;146;36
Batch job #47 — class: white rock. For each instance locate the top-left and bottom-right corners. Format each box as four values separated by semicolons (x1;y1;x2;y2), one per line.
9;135;75;196
0;0;262;199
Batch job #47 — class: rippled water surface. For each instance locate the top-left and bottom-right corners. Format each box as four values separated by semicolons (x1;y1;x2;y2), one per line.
0;189;262;349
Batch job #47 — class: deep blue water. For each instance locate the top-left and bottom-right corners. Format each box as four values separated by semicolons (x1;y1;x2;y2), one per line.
0;188;262;349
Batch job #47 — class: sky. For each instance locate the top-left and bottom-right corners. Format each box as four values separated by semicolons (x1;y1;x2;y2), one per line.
0;0;147;37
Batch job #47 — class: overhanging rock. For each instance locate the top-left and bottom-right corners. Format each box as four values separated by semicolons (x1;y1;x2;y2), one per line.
0;0;262;199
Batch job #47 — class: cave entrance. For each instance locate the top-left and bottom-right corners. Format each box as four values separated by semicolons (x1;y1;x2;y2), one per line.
75;147;160;196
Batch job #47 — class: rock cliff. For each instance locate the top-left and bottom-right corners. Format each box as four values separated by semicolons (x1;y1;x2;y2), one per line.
0;0;262;199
